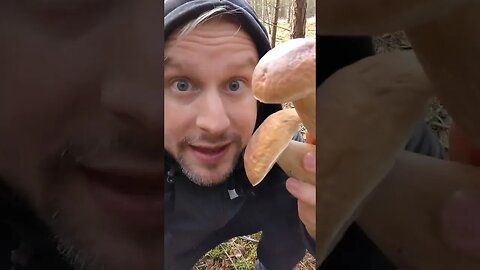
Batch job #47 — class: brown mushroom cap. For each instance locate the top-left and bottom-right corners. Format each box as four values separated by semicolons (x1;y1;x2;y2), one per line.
252;38;316;104
244;108;301;186
317;0;472;35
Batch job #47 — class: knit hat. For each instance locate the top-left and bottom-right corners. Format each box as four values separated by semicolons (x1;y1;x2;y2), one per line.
164;0;271;58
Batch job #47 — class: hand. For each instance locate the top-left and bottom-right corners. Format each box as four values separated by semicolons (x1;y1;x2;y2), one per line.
442;123;480;258
441;190;480;259
286;152;316;239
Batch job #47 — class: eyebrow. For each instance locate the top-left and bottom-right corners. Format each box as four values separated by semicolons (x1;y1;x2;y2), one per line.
224;56;258;70
164;57;184;70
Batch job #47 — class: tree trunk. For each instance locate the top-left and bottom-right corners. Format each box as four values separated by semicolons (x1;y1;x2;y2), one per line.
271;0;281;47
291;0;306;39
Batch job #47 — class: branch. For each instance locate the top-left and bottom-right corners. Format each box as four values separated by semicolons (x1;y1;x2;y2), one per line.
259;19;291;32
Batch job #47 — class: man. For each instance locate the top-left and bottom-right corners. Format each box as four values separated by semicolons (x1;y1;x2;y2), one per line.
0;1;164;269
163;1;445;269
164;0;316;269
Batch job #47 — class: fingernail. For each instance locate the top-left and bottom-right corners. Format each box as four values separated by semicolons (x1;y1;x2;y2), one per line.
304;152;316;172
286;178;300;193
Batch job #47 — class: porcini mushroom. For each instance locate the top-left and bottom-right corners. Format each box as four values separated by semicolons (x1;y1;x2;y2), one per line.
244;38;316;187
314;50;432;263
317;0;480;146
405;1;480;146
316;0;473;35
244;108;302;186
252;38;316;135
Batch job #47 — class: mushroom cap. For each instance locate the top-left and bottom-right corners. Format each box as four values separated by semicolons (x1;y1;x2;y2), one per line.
252;38;316;104
406;1;480;146
244;108;301;186
317;0;472;35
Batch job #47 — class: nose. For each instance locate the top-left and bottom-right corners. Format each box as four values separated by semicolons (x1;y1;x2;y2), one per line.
196;90;231;136
100;2;163;135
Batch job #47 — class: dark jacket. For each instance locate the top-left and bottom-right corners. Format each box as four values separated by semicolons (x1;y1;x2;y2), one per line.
164;135;313;269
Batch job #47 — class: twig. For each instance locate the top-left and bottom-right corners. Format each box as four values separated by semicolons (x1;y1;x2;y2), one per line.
239;236;259;243
220;245;238;270
259;19;291;32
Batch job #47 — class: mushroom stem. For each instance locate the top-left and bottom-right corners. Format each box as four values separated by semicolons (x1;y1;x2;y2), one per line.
358;151;480;269
293;94;316;137
277;141;316;185
406;1;480;146
315;50;432;264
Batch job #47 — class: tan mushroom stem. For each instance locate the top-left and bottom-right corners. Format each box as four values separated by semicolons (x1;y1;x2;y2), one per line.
317;0;473;35
277;140;316;185
252;38;316;135
244;108;301;186
405;1;480;146
315;50;432;264
358;151;480;269
293;96;316;137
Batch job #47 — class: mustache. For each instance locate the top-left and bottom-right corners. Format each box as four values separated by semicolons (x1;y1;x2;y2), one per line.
46;129;164;171
180;133;242;147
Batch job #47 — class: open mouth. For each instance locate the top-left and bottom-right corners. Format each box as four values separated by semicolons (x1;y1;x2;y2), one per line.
78;163;164;227
189;144;231;163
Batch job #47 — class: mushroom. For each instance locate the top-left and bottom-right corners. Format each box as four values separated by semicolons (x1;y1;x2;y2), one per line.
252;38;316;136
405;1;480;146
244;38;316;187
316;1;480;268
244;108;302;186
314;50;432;263
316;0;473;35
317;0;480;147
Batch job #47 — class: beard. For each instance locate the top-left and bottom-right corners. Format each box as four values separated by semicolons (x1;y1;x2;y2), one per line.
177;152;240;187
171;133;245;187
33;128;164;270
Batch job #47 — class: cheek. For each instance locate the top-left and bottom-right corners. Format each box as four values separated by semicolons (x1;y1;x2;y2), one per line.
0;25;105;210
164;101;192;153
231;97;257;144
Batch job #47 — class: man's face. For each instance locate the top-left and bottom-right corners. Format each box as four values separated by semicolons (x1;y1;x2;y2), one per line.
164;18;258;186
0;1;163;270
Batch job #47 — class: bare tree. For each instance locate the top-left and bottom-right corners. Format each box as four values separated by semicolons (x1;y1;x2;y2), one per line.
290;0;306;39
270;0;281;47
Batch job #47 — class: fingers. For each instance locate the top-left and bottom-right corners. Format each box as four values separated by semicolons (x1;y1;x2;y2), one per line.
303;151;316;173
441;189;480;259
287;177;316;239
286;177;315;206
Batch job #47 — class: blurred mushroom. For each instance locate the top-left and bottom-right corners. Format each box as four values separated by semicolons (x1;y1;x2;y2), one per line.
406;1;480;146
315;50;432;263
316;0;473;35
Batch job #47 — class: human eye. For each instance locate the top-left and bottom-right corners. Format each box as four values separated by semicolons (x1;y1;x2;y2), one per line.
172;79;192;92
227;79;245;92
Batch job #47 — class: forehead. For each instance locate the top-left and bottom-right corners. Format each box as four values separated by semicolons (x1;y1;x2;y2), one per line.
165;16;258;56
